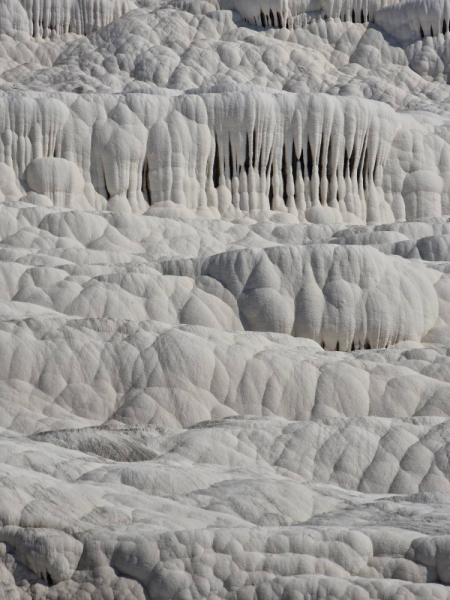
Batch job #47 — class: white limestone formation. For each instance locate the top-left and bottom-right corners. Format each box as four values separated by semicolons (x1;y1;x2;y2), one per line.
0;0;137;37
374;0;450;81
376;0;450;41
2;0;450;598
228;0;404;27
0;89;448;223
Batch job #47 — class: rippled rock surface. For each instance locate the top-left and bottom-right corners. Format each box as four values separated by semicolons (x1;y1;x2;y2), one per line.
3;1;450;599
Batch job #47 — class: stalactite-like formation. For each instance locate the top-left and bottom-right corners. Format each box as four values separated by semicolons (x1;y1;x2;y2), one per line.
0;0;137;38
204;93;397;223
376;0;450;41
1;89;445;224
230;0;406;28
0;90;403;223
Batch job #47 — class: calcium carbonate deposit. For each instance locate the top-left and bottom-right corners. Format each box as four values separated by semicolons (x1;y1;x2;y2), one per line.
4;0;450;598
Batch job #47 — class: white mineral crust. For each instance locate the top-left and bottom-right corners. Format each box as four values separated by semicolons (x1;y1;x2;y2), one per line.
2;0;450;598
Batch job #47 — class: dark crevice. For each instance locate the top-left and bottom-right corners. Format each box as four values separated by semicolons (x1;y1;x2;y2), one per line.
320;135;327;174
420;25;425;38
327;142;334;205
361;146;368;191
349;147;355;174
352;9;356;22
318;135;326;203
317;136;323;178
212;138;220;188
373;153;380;183
268;163;274;208
292;142;298;189
357;136;368;183
244;134;250;173
326;140;333;182
307;139;313;180
228;139;233;179
299;150;305;178
141;157;151;204
260;10;266;27
103;169;110;201
270;9;275;26
253;129;257;168
282;145;288;205
277;11;283;27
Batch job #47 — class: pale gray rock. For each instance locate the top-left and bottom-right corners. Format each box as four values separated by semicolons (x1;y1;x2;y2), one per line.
2;0;450;598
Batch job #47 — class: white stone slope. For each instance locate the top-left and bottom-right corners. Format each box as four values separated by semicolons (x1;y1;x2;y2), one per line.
2;205;450;598
4;417;450;598
2;0;450;598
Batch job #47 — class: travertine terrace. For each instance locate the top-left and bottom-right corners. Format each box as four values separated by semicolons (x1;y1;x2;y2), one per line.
2;0;450;598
